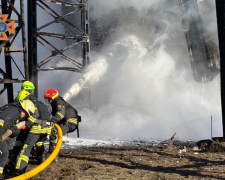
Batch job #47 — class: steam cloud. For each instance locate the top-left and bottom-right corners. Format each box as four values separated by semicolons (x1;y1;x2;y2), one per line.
78;33;222;140
68;0;222;141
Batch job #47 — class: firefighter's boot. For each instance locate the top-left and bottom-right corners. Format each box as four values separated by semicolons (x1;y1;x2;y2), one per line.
49;143;58;163
37;153;46;164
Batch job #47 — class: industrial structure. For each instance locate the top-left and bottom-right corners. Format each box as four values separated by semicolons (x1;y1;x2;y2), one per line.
215;0;225;139
0;0;90;104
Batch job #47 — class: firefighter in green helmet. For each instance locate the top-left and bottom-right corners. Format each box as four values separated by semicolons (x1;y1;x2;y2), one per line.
21;81;35;93
6;81;51;176
0;100;35;179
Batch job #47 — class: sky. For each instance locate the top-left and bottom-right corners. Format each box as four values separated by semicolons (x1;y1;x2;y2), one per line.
1;0;223;141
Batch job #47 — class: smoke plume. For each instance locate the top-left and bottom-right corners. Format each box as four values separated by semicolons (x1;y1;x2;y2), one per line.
69;0;222;141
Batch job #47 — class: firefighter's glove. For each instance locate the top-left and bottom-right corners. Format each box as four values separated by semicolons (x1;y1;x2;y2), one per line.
9;126;20;138
51;117;58;124
25;121;33;129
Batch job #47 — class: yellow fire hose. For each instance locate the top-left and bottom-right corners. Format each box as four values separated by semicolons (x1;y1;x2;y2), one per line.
7;124;63;180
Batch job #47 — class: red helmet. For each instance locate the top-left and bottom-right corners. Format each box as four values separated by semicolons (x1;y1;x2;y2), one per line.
44;88;59;100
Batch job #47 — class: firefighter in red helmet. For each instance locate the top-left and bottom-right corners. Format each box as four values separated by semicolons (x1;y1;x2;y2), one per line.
44;88;79;161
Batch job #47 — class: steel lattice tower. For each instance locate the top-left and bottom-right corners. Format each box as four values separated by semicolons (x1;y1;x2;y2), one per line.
0;0;28;103
0;0;91;107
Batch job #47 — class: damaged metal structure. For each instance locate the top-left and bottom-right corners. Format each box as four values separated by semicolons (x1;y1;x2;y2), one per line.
180;0;220;83
180;0;225;144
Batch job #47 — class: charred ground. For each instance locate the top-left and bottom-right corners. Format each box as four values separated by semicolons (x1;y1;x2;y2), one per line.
25;141;225;180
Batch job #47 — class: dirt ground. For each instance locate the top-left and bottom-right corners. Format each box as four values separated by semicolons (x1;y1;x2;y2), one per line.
20;140;225;180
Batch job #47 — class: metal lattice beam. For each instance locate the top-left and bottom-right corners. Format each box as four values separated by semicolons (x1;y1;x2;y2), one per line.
0;0;28;103
28;0;90;101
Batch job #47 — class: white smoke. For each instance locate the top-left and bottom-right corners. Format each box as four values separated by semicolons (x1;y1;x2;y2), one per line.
77;33;222;140
89;0;166;20
66;0;222;141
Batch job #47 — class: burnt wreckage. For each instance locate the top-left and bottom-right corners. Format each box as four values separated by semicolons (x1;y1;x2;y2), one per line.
181;0;225;145
180;0;220;82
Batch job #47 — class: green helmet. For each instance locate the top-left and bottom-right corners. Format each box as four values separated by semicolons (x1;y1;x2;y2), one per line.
20;100;35;116
21;81;35;90
16;90;31;102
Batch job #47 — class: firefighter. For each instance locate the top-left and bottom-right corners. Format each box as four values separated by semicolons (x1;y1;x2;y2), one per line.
21;80;35;93
0;100;35;179
7;89;51;175
44;88;79;156
16;81;50;163
20;80;46;161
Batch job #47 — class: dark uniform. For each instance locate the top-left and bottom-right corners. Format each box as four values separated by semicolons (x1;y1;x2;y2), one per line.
0;103;25;178
51;96;78;135
9;95;51;174
49;96;78;152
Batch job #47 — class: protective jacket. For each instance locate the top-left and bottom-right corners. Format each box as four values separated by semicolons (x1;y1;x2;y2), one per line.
0;103;22;177
0;103;21;136
29;100;51;134
25;94;51;134
51;96;78;125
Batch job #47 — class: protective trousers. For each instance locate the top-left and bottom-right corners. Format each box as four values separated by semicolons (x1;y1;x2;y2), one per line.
7;129;44;167
15;133;41;172
49;122;77;153
0;141;9;178
60;122;77;135
9;132;44;173
9;129;29;168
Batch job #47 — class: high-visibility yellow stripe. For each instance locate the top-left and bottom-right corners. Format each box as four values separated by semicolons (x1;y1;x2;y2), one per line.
56;112;64;119
28;116;36;123
52;92;59;100
19;155;29;162
16;156;29;169
16;146;29;169
36;142;43;146
67;118;78;125
30;125;52;134
19;144;28;157
20;157;28;163
16;159;22;169
57;105;65;109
